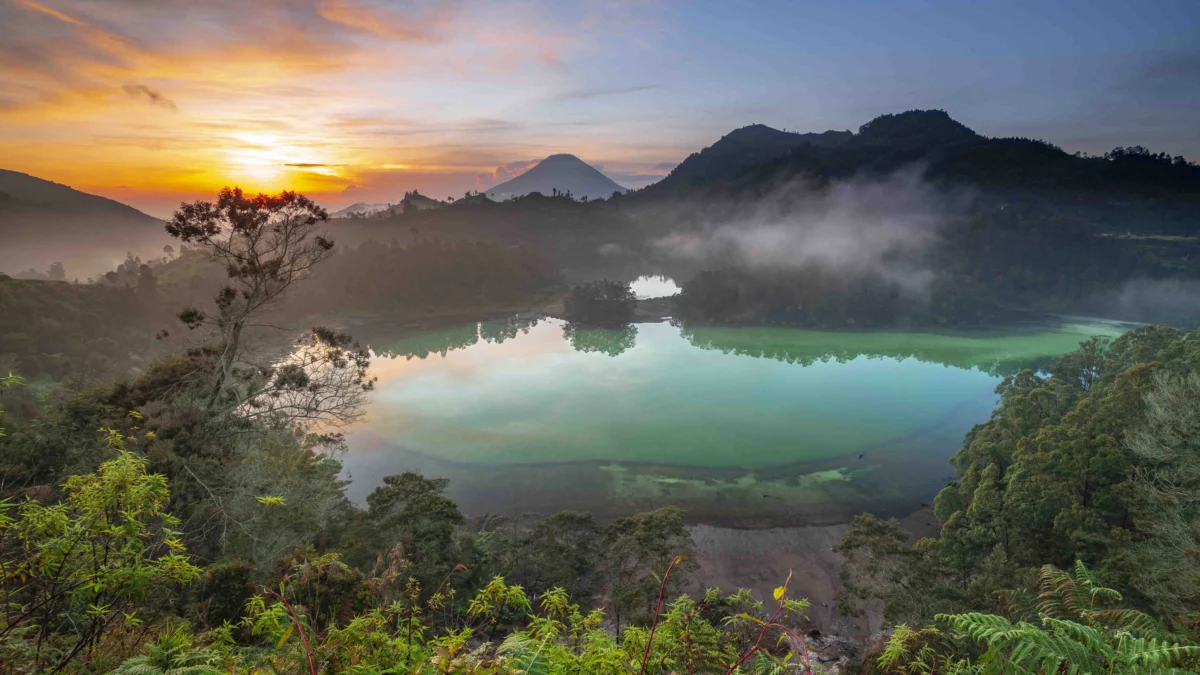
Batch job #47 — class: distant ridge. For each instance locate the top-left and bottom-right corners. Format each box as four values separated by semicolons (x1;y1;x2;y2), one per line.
647;124;852;194
0;169;157;218
0;169;168;279
639;110;1200;209
487;154;626;201
331;202;390;218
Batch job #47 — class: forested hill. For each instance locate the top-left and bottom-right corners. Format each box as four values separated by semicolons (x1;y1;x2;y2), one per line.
645;124;853;195
0;170;157;216
0;170;169;280
633;110;1200;232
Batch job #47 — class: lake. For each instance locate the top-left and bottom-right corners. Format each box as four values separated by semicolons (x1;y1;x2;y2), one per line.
340;316;1130;526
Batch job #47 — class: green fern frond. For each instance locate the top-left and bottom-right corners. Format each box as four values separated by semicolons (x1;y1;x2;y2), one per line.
937;613;1036;648
1042;617;1110;652
1086;609;1187;643
1115;636;1200;666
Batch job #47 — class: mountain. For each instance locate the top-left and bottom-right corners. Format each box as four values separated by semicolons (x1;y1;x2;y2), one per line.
645;124;852;195
485;154;626;201
638;111;1200;231
331;202;390;218
0;169;169;280
0;169;157;216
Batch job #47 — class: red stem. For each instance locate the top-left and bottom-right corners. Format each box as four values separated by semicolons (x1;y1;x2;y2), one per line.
726;604;786;674
265;587;317;675
639;555;684;675
769;623;814;675
727;572;798;675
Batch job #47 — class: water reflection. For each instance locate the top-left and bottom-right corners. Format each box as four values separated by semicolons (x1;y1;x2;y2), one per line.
375;323;480;360
374;314;541;360
679;320;1129;376
630;274;681;299
562;323;638;356
341;317;1129;524
480;314;541;344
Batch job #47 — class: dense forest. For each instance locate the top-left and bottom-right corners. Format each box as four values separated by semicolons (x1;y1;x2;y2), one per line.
834;325;1200;672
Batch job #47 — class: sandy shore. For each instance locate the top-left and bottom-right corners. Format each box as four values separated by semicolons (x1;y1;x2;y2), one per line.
686;506;939;635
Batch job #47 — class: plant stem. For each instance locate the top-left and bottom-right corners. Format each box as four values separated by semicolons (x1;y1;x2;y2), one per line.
265;587;317;675
639;554;684;675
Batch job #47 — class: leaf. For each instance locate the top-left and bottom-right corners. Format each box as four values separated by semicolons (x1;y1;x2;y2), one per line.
276;623;295;649
773;586;785;601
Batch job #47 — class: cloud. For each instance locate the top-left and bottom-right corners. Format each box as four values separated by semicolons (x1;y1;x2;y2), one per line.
653;168;972;297
331;116;520;138
122;84;176;108
14;0;83;26
0;0;366;116
316;0;453;41
554;84;658;101
487;159;539;183
0;0;675;209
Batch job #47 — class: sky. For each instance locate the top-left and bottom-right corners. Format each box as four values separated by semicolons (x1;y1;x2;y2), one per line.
1;0;1198;218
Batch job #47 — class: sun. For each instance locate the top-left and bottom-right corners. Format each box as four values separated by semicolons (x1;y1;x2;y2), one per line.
221;132;341;191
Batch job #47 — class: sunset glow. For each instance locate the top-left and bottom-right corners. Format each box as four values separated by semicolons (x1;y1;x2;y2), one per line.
2;0;1197;216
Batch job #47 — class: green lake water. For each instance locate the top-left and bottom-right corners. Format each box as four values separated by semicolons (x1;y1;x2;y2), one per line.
340;317;1130;526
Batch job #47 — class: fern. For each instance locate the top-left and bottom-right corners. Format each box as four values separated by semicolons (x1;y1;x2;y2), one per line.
939;598;1200;674
112;628;221;675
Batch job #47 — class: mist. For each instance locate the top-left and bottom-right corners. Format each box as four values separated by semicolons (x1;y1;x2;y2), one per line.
1091;278;1200;326
651;167;972;298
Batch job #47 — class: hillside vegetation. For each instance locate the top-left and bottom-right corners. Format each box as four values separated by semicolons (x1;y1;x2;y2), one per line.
0;275;163;380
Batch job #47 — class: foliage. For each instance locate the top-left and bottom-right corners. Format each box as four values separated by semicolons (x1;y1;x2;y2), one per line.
839;325;1200;625
299;238;560;315
936;562;1200;674
0;275;161;380
675;264;1010;329
0;443;200;672
111;627;221;675
870;561;1200;674
348;472;467;590
1124;369;1200;615
603;506;697;634
0;370;19;439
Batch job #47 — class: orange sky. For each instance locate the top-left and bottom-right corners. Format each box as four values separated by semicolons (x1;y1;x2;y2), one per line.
0;0;685;216
4;0;1197;218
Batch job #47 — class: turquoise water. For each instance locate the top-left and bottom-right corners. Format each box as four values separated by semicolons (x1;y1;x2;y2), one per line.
340;317;1129;525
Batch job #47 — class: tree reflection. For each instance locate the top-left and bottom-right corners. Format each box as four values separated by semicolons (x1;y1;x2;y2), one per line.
562;322;638;357
375;323;479;360
479;314;540;344
373;314;542;360
677;322;1099;376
